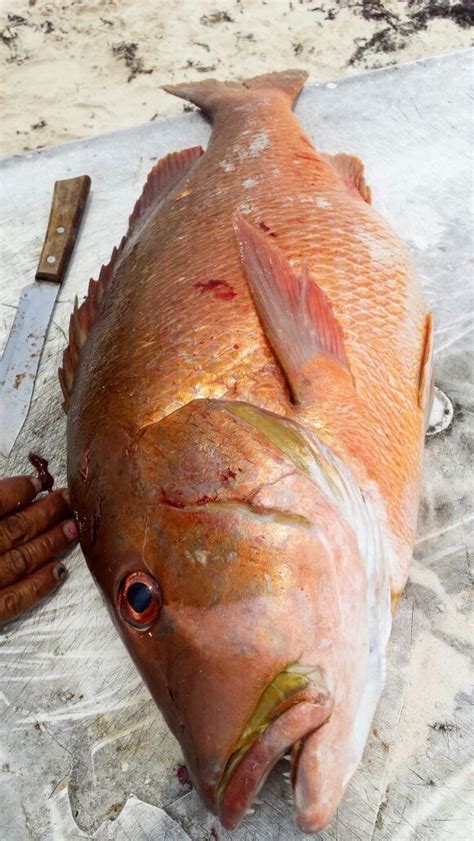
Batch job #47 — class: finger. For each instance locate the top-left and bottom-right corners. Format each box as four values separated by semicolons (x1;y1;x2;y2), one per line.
0;476;42;517
0;489;71;554
0;561;67;626
0;519;78;589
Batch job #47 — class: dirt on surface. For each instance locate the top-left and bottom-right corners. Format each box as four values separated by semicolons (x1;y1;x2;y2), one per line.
0;0;472;155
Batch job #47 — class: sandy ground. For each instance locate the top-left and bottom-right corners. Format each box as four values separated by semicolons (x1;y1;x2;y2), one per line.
0;0;472;157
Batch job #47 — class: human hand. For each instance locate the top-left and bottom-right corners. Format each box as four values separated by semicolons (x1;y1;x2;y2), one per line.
0;475;77;626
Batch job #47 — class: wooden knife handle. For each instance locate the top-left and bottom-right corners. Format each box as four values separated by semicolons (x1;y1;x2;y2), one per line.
35;175;91;283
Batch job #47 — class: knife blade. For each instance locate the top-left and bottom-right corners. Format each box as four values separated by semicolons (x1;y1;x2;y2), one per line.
0;175;91;458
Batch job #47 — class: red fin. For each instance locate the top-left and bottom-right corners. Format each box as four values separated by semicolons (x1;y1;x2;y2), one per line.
59;146;204;412
323;153;372;204
418;313;434;428
162;69;308;119
128;146;203;234
234;216;351;405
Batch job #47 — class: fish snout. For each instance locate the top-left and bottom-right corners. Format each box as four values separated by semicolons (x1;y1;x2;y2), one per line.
215;666;333;830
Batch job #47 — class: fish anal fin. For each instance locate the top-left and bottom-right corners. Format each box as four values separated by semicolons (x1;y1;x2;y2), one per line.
418;313;434;428
59;146;204;412
323;153;372;204
234;215;351;406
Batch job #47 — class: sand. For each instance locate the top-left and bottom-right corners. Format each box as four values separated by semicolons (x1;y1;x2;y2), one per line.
0;0;472;157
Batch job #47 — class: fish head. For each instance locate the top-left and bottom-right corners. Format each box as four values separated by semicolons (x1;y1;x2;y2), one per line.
70;399;380;831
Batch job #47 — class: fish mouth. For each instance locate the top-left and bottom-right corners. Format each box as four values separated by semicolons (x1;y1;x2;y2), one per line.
216;664;333;830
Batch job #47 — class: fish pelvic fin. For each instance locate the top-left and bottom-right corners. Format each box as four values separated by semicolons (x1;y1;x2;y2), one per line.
162;69;308;119
234;215;352;406
58;146;204;412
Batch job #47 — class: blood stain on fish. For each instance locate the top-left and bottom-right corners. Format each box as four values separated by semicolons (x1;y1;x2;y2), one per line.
259;221;277;237
195;279;236;300
221;468;237;482
161;489;185;509
195;494;218;506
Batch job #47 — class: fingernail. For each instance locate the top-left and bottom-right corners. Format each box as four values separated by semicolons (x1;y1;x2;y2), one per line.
29;476;42;493
61;488;71;504
63;520;78;541
55;563;68;582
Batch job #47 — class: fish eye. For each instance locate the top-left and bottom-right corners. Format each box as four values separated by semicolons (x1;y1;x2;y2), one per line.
118;571;162;630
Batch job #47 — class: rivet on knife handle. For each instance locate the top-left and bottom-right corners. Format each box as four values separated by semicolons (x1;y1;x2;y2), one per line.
35;175;91;283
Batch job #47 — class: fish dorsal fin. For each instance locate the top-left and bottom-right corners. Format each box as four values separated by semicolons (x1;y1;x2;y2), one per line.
234;215;351;405
323;153;372;204
128;146;204;233
58;244;124;409
418;313;434;428
59;146;204;412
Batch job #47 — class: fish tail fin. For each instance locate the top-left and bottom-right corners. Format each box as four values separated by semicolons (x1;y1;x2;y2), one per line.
162;69;308;119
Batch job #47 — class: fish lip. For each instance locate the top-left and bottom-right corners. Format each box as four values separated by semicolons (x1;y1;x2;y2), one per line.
216;684;333;830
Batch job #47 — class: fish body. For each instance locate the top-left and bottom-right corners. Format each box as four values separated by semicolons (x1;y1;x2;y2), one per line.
62;71;432;832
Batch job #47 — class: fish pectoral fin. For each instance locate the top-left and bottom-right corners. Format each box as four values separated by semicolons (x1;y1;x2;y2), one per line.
418;312;434;429
59;146;204;412
234;215;352;406
322;153;372;204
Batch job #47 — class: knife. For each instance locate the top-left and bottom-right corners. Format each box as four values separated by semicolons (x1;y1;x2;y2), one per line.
0;175;91;458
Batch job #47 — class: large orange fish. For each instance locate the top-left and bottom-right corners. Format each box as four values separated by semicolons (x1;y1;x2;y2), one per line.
61;70;433;832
